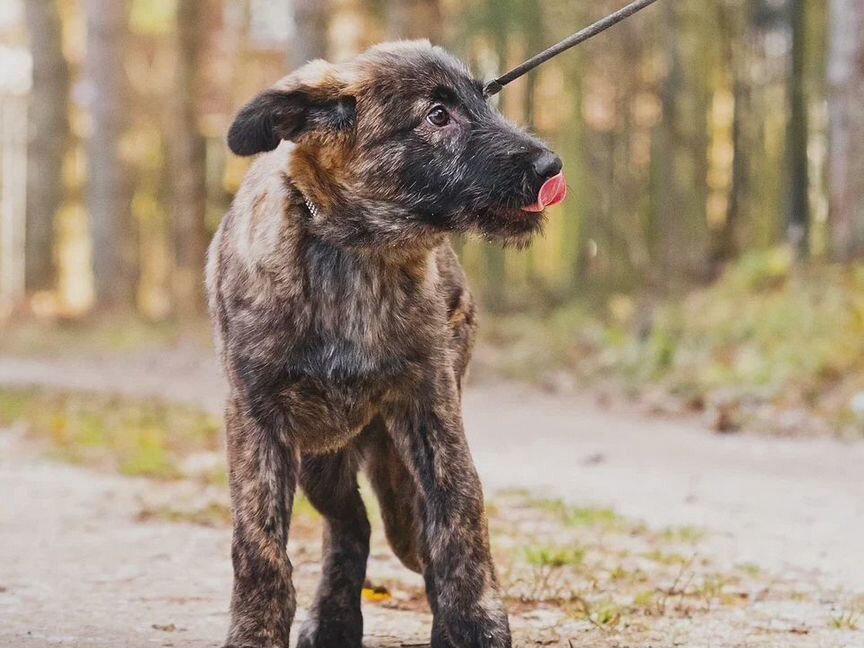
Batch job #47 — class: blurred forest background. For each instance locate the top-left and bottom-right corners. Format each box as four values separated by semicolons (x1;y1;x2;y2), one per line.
2;0;864;435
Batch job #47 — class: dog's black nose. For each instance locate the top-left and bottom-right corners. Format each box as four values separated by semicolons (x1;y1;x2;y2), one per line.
533;150;563;178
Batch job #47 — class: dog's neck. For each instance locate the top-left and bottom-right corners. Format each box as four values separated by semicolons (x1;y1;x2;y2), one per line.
292;180;446;256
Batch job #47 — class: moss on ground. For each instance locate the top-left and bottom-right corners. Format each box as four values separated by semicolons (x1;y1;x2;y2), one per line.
0;387;222;479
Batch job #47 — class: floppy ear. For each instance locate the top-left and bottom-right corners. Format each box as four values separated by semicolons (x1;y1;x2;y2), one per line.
227;65;356;156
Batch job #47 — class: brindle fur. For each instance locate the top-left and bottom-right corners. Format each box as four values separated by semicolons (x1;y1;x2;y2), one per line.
207;41;562;648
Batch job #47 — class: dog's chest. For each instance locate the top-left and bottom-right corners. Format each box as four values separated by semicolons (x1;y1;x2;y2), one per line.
255;247;441;451
295;243;440;387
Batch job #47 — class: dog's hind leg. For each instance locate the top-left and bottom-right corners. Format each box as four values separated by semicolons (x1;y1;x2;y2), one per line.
296;446;370;648
363;417;424;574
224;399;298;648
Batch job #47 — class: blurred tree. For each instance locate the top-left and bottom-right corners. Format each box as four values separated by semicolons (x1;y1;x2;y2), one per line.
651;1;691;279
23;0;70;294
84;0;136;310
171;0;208;316
786;0;810;258
648;2;708;287
480;0;510;309
827;0;864;261
290;0;329;66
385;0;442;43
709;0;751;273
15;0;864;319
518;0;543;130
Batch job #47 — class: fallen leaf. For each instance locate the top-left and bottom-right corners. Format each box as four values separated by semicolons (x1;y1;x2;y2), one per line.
362;582;392;603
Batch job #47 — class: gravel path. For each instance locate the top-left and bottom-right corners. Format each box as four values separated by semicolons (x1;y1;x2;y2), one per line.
0;432;433;648
1;351;862;647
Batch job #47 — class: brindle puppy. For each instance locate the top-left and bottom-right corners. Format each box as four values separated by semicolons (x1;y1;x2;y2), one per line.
207;40;565;648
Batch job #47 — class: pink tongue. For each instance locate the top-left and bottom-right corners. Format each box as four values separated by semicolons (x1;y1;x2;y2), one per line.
521;172;567;213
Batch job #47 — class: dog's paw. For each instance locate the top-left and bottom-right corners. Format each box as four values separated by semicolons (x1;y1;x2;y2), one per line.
295;611;363;648
223;634;290;648
434;606;511;648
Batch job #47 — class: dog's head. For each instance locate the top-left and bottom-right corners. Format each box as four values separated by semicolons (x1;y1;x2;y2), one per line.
228;41;565;248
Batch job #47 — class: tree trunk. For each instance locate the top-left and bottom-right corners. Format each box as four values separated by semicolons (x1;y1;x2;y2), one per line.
723;79;748;256
653;0;684;279
385;0;443;43
786;0;810;258
289;0;329;67
171;0;208;318
84;0;135;310
827;0;864;261
520;0;543;130
23;0;70;294
709;0;750;273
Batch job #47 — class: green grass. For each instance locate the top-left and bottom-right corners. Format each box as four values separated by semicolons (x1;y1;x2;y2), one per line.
589;601;623;627
660;525;705;544
0;387;222;479
829;609;861;630
642;549;692;566
137;494;324;528
0;314;211;357
528;498;625;530
735;562;762;577
481;247;864;437
138;501;233;526
632;590;656;608
523;545;585;568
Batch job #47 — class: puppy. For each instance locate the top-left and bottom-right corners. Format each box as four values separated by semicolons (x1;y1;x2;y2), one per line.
207;40;566;648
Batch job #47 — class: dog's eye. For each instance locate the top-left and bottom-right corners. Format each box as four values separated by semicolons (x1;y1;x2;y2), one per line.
426;105;451;127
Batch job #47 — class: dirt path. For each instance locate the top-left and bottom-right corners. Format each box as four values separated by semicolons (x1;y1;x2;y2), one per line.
463;384;864;592
1;352;863;647
0;431;434;648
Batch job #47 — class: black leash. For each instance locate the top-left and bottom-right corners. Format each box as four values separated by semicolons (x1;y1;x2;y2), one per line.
483;0;661;97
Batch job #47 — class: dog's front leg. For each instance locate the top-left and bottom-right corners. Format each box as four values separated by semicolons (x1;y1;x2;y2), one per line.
224;398;298;648
386;373;511;648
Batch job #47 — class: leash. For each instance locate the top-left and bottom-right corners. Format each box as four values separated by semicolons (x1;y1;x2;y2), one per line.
483;0;661;98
